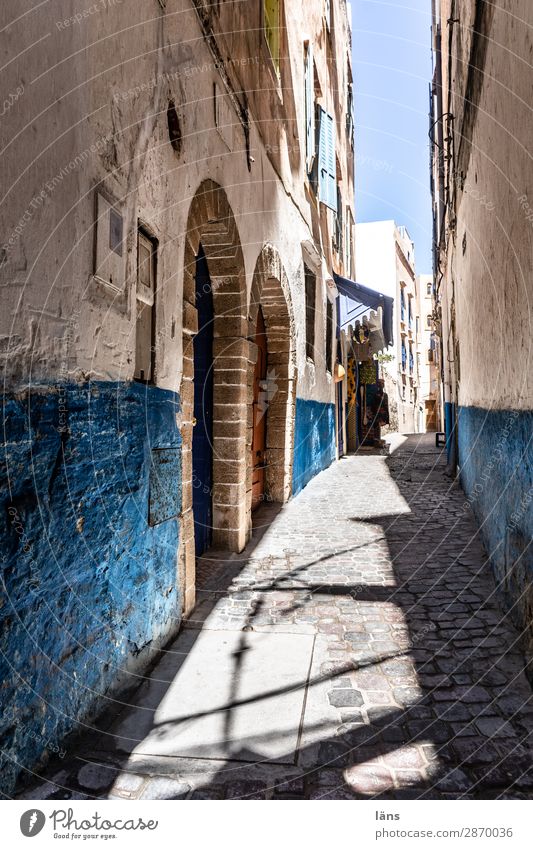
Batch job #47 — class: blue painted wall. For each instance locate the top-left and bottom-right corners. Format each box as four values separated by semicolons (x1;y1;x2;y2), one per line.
292;398;336;495
458;405;533;679
0;381;182;794
444;400;456;465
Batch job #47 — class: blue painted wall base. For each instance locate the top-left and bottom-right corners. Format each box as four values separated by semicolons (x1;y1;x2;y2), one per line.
458;405;533;681
292;398;336;495
444;400;456;465
0;381;182;794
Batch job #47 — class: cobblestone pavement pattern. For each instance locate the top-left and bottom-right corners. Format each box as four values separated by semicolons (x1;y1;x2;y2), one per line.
17;435;533;800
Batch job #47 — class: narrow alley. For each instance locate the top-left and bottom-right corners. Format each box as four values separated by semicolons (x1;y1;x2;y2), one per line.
19;435;533;801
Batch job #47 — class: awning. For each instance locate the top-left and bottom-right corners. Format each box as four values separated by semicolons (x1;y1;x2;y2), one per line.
334;272;394;347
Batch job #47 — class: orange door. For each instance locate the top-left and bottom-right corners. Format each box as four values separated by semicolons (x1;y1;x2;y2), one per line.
252;307;268;510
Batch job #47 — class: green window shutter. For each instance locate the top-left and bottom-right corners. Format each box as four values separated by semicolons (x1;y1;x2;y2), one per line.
264;0;280;72
304;43;315;173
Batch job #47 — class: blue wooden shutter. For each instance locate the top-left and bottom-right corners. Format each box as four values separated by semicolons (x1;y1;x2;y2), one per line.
327;114;336;210
319;107;337;211
318;108;327;201
304;43;315;173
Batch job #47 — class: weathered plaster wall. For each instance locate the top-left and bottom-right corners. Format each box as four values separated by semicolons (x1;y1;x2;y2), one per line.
434;0;533;675
1;0;353;398
448;1;533;413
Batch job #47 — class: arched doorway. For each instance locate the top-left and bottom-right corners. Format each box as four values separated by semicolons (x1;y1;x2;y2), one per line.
247;246;296;507
252;306;268;510
180;181;248;614
192;245;214;555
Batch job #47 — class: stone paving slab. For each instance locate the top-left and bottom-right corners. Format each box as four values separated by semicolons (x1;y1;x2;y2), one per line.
107;628;314;765
15;434;533;800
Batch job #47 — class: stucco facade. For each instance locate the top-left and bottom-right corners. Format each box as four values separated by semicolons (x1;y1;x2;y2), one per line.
355;220;422;433
417;273;440;431
0;0;355;792
430;0;533;677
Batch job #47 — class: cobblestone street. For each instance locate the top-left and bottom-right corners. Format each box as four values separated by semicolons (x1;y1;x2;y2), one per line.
18;435;533;801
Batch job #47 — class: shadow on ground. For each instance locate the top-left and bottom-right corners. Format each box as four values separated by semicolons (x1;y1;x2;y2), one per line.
15;435;533;800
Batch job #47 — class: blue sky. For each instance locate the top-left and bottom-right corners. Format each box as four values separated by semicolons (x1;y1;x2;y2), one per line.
351;0;433;274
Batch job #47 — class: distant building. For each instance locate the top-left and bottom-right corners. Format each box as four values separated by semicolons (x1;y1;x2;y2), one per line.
355;221;422;433
417;273;440;431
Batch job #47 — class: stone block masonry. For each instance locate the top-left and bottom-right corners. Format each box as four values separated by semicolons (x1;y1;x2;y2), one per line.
0;381;182;795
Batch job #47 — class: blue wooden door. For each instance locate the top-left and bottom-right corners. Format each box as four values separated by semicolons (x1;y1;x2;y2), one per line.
192;246;214;556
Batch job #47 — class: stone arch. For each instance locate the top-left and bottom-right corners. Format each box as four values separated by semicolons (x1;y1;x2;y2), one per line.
180;180;249;614
247;245;297;507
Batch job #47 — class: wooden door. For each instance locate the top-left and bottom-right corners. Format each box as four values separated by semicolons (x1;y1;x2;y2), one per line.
252;307;268;511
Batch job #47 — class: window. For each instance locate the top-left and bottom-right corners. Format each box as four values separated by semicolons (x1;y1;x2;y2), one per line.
400;287;406;322
325;298;333;373
426;314;432;328
134;229;157;382
94;191;125;290
345;208;353;274
167;100;182;154
213;82;233;149
264;0;280;74
426;281;432;295
304;41;315;174
346;82;354;148
401;340;407;372
318;107;336;210
304;263;316;361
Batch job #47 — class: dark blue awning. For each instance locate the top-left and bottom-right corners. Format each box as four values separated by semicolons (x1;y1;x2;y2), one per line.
334;272;394;347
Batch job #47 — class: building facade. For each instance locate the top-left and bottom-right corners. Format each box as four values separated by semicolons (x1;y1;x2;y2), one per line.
0;0;355;791
417;273;440;432
355;220;421;433
430;0;533;676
